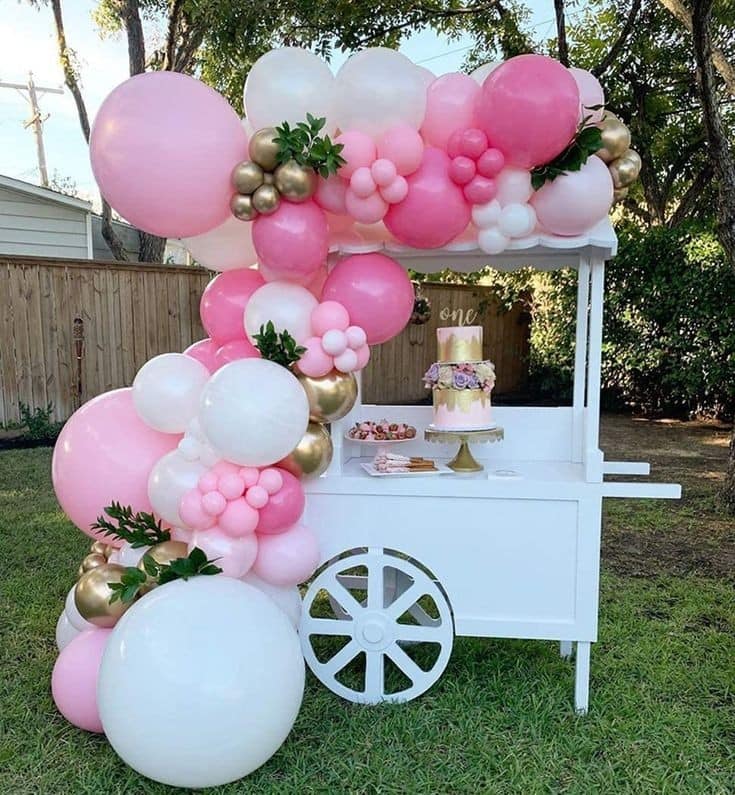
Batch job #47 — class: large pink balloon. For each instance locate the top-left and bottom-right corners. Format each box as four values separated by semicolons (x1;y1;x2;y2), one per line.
215;338;261;369
321;253;414;344
384;147;471;249
90;72;247;238
252;200;328;279
199;268;265;346
421;73;480;150
252;522;319;587
256;469;305;534
51;629;111;733
476;54;580;169
531;156;613;236
52;389;180;544
569;67;605;124
184;338;219;372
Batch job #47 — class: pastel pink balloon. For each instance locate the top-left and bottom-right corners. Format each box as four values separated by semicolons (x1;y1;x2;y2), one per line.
256;469;305;535
334;348;358;372
52;388;179;544
311;301;350;335
377;125;424;176
345;189;388;224
315;174;348;214
477;148;506;177
321;329;348;356
298;336;334;377
252;200;328;279
219;472;246;500
214;338;260;369
336;130;376;178
380;176;408;204
200;268;265;346
202;490;227;516
90;72;247;237
321;253;414;344
245;484;269;509
198;471;219;492
464;175;497;204
569;67;605;124
477;54;580;168
239;467;260;488
421;73;480;150
446;129;464;159
52;629;111;733
371;158;397;187
350;167;377;199
384;147;471;249
179;489;215;530
449;156;476;185
252;522;319;586
345;325;367;348
184;338;218;372
190;529;258;577
355;344;371;369
258;468;284;495
219;497;259;537
531;155;613;236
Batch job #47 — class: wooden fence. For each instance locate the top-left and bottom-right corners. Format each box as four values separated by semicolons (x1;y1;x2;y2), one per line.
0;256;529;424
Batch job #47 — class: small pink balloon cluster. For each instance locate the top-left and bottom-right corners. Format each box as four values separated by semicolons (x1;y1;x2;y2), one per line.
299;300;370;377
447;128;506;205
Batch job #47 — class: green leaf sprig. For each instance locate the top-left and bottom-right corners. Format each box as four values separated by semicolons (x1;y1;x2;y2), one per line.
91;502;170;548
253;321;306;369
108;567;147;604
530;114;604;190
274;113;346;178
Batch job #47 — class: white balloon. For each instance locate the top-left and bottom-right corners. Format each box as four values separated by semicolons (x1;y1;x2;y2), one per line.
499;203;536;238
64;586;95;632
133;354;210;434
55;610;80;651
471;199;502;229
242;572;302;629
333;47;427;139
244;282;317;345
414;64;436;90
114;542;147;568
244;47;336;134
98;577;304;789
496;167;534;206
148;450;208;527
199;358;309;467
470;61;503;85
181;216;257;272
478;227;510;254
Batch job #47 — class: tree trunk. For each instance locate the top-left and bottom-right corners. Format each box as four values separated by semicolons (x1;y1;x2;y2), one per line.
553;0;569;66
690;0;735;512
50;0;128;260
138;232;167;263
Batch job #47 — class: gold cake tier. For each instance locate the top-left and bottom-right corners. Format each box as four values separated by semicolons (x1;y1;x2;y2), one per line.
437;330;483;363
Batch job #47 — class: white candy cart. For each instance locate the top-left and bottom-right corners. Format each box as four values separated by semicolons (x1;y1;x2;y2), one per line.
300;220;680;713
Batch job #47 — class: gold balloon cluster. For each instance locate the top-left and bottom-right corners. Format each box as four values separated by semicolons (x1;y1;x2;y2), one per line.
231;127;317;221
595;112;642;204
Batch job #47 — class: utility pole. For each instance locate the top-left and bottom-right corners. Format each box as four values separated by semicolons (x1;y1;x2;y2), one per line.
0;71;64;186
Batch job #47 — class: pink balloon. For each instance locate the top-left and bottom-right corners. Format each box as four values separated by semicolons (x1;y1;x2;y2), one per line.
315;174;348;214
477;148;505;177
449;156;476;185
345;189;388;224
336;130;376;178
219;497;259;537
200;268;265;346
355;344;371;369
459;128;489;160
531;156;613;236
52;389;179;544
252;200;328;279
421;73;480;150
334;348;359;372
258;468;283;495
380;176;408;204
377;125;424;176
52;629;111;733
321;253;414;344
189;528;258;578
297;337;334;377
256;469;305;534
90;72;247;237
179;489;215;530
476;54;580;168
569;67;605;124
214;338;260;369
312;301;350;335
371;159;397;187
184;338;219;372
384;148;471;249
464;175;497;204
350;167;377;199
252;522;319;586
245;485;269;509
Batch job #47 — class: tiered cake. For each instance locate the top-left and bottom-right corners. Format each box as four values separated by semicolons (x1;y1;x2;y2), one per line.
423;326;496;430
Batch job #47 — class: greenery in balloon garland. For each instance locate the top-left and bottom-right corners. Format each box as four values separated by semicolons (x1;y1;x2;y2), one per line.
254;321;306;369
91;502;170;548
530;110;604;190
274;113;346;178
108;548;222;605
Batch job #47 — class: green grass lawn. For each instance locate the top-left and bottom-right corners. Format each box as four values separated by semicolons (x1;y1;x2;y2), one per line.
1;416;734;793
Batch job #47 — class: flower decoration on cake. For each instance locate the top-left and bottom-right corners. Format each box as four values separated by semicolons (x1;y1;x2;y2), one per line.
298;300;370;377
424;361;495;393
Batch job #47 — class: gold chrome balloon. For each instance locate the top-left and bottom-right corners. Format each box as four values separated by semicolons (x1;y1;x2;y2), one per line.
74;564;130;628
89;540;111;558
274;160;317;203
78;552;107;578
297;370;358;423
613;187;629;203
232;161;265;194
252;183;281;215
609;156;639;189
280;422;333;479
249;127;280;172
136;540;189;593
596;113;631;164
231;193;256;221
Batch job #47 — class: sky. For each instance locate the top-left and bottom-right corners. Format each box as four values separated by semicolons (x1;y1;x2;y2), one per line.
0;0;555;205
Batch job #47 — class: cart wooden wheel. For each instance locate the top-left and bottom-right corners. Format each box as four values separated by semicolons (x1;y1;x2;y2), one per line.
300;549;454;704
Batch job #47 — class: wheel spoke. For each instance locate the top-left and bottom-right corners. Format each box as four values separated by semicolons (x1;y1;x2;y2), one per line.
305;617;354;636
320;640;360;676
367;559;384;609
394;623;443;642
407;603;441;628
364;651;385;700
386;582;424;619
323;572;364;617
387;642;426;684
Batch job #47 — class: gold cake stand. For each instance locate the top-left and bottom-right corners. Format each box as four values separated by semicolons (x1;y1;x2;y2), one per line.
424;426;504;473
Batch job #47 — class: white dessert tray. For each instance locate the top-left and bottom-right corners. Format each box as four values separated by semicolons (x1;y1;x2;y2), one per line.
360;462;454;478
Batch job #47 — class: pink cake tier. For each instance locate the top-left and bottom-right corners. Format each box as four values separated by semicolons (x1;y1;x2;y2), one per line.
432;388;493;430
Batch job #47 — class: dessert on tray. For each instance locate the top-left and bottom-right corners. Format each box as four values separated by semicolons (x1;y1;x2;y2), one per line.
347;419;417;441
423;326;496;431
373;453;437;473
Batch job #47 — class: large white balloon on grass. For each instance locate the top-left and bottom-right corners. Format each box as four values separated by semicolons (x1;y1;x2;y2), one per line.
199;358;309;467
147;449;208;527
333;47;427;139
244;282;318;345
98;577;305;789
181;215;258;272
133;353;210;433
244;47;336;133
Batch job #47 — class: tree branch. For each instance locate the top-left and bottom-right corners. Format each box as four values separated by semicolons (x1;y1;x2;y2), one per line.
117;0;146;75
592;0;642;78
553;0;569;66
668;161;714;225
163;0;184;71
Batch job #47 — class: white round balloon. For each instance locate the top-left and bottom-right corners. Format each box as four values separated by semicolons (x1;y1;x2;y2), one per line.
244;282;317;345
133;353;210;434
64;586;95;632
478;227;510;255
333;47;427;139
242;572;302;629
499;203;537;238
108;542;147;568
414;65;436;90
471;198;502;229
470;60;503;85
181;215;257;272
199;358;309;467
496;167;534;206
98;577;304;789
147;449;208;527
244;47;336;134
55;610;80;651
